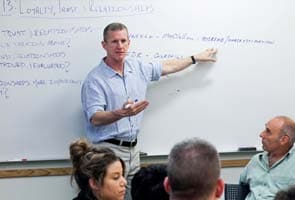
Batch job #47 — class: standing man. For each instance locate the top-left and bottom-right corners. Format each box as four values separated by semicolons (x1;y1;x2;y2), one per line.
81;22;217;199
163;137;224;200
240;115;295;200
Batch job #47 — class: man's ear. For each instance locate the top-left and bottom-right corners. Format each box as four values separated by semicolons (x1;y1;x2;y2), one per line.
89;178;100;191
215;178;224;198
280;134;290;145
163;176;171;194
101;41;107;50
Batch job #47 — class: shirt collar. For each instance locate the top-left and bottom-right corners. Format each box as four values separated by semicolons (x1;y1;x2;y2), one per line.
99;58;134;78
287;145;295;157
259;145;295;166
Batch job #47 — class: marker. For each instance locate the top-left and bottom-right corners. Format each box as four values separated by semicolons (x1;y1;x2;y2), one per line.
7;158;28;162
238;147;257;151
124;99;138;109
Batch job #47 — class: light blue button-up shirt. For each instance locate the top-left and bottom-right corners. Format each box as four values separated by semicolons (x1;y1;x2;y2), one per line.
81;57;162;143
240;146;295;200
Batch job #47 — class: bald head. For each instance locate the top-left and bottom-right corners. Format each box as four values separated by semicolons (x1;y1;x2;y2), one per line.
275;116;295;144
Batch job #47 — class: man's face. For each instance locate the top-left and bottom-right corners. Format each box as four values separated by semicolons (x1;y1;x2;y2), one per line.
102;29;130;63
259;117;284;152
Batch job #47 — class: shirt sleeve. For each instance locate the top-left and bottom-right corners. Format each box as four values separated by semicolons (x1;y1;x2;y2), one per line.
138;59;162;82
239;157;254;184
239;166;248;184
81;79;106;121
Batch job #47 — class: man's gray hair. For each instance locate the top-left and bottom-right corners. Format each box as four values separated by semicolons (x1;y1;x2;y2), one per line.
167;137;220;199
278;116;295;144
103;22;128;41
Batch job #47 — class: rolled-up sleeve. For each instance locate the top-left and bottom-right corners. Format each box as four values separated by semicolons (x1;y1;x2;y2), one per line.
81;79;106;122
138;59;162;82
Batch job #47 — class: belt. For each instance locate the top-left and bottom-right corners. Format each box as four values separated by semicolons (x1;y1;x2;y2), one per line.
104;138;137;147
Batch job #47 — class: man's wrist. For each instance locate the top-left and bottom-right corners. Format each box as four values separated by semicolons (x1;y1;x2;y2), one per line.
191;55;196;64
111;110;125;118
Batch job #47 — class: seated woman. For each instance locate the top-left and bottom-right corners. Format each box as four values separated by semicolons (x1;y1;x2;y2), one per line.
70;139;127;200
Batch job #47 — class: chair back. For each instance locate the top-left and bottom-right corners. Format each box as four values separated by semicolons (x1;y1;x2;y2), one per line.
224;184;239;200
224;183;250;200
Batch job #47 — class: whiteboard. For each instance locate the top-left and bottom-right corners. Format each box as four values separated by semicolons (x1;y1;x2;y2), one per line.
1;0;295;161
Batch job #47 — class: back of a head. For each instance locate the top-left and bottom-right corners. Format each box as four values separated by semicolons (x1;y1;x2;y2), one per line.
69;139;125;199
131;164;169;200
167;137;220;200
274;185;295;200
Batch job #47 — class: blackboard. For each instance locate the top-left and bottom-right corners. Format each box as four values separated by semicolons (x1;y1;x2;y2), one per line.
1;0;295;161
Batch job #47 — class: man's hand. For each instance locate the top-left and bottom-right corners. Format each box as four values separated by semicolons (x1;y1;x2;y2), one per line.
195;48;218;62
113;100;149;117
